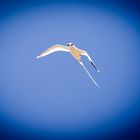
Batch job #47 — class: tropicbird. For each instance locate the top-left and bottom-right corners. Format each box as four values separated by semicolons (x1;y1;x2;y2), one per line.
36;43;100;87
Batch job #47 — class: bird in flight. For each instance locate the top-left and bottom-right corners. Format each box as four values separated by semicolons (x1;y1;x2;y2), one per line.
36;43;100;88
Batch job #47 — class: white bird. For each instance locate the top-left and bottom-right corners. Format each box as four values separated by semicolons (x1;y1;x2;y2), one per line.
36;43;100;87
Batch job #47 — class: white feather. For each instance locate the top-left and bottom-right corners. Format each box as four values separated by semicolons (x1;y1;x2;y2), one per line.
79;61;100;88
36;45;70;59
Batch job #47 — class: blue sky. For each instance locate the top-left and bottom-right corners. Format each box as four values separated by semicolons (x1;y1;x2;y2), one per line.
1;0;140;139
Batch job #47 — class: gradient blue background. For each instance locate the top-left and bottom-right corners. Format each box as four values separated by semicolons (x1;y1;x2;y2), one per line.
1;0;140;139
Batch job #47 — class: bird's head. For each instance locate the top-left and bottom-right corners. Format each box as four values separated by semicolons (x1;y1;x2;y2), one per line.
67;43;74;47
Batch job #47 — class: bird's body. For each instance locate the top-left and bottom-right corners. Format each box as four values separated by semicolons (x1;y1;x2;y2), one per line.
36;43;100;87
69;45;82;61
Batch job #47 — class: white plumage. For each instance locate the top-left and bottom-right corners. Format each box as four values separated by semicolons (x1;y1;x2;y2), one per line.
36;43;100;87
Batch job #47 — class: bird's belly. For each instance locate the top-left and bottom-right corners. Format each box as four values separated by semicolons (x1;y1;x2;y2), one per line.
70;48;81;61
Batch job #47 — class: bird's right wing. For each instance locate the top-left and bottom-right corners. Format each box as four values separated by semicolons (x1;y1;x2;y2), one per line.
36;44;70;59
80;49;100;73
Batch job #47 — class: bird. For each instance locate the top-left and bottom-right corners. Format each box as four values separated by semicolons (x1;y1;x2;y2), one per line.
36;43;100;88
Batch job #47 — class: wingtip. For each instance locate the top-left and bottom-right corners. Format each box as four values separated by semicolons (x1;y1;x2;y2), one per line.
97;70;101;73
36;56;40;59
90;61;101;73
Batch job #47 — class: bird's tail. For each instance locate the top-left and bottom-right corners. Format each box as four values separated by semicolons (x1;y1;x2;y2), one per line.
79;61;100;88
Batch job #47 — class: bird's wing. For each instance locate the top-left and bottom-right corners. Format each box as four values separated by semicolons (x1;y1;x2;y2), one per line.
80;49;100;73
36;44;70;59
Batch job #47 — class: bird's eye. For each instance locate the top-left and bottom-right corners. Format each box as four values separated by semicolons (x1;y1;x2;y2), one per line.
68;44;70;46
71;43;73;46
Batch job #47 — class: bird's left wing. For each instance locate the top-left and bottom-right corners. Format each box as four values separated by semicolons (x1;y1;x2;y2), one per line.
36;44;70;59
80;49;100;73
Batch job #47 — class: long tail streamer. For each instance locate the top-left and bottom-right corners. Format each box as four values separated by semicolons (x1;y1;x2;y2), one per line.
79;61;100;88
